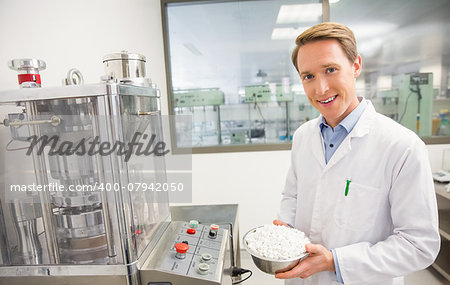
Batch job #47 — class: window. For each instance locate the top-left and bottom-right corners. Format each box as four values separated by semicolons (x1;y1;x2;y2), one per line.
162;0;450;153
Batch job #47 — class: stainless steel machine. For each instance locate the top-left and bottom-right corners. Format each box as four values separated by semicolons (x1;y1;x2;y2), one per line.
0;52;239;285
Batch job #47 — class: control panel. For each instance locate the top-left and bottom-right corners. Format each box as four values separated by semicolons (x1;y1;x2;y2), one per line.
140;220;231;285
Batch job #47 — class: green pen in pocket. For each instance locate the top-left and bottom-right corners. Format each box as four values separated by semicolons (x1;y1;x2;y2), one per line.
345;179;351;196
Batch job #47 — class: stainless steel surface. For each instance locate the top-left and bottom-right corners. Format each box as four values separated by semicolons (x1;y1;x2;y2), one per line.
170;204;241;282
25;101;61;264
65;68;84;85
102;51;146;62
0;199;11;265
0;83;158;103
0;77;168;284
140;221;232;285
103;51;149;86
10;197;43;264
8;58;46;73
5;115;61;127
90;99;116;261
242;226;309;275
11;217;42;264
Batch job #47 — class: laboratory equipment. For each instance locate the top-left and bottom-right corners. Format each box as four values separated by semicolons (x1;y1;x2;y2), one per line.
8;58;46;88
63;68;84;85
395;73;433;136
103;50;151;87
0;54;238;285
173;88;225;107
173;89;224;146
244;84;293;103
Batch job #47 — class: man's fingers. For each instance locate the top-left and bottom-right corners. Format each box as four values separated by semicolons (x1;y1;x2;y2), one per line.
273;219;288;227
275;261;304;279
305;243;318;253
272;219;283;225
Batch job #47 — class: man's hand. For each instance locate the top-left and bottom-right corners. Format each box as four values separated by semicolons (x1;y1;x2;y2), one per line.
272;219;291;227
275;244;335;280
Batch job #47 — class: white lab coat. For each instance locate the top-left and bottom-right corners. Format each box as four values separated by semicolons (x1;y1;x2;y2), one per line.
279;100;440;285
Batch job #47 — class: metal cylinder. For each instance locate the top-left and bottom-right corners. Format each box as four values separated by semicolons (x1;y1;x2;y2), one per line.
10;198;43;264
102;51;150;86
8;58;46;88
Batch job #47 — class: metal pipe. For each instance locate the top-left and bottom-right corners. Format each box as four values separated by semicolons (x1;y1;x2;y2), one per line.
286;101;290;142
217;105;222;144
4;116;61;128
0;198;11;264
104;90;139;285
90;99;117;260
25;101;60;264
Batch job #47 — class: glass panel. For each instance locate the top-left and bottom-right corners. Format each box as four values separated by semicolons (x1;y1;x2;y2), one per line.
165;0;322;150
330;0;450;139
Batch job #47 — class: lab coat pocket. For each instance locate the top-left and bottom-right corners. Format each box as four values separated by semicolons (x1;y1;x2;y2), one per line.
334;182;381;231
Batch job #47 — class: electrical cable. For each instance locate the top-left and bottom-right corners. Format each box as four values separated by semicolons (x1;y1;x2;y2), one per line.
232;267;253;284
5;139;31;151
254;102;266;127
398;92;415;123
398;81;422;124
253;102;266;142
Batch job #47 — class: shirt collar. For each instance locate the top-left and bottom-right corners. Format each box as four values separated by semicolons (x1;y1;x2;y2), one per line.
319;97;368;133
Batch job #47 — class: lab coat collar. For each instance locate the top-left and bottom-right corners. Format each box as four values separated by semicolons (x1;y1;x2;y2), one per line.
311;98;375;171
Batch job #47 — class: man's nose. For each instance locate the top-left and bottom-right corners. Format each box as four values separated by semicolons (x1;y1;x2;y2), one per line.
315;77;330;95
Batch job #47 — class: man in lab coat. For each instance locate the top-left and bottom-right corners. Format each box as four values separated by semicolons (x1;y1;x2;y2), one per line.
274;22;440;285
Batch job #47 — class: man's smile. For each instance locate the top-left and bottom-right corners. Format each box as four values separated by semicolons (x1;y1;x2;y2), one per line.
318;95;337;104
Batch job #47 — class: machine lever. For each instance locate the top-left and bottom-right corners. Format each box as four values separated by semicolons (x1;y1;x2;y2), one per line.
2;115;61;128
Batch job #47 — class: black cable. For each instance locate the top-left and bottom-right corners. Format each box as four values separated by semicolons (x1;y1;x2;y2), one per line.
398;81;422;124
254;102;266;127
5;139;31;151
398;91;415;123
232;267;253;284
253;102;266;143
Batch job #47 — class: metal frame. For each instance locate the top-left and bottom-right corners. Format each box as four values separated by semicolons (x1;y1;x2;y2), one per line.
0;83;159;103
160;0;449;155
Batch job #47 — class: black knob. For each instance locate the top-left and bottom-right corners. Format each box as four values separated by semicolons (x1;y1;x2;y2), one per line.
208;230;217;239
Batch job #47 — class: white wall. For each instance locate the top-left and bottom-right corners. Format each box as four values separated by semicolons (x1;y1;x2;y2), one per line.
0;0;449;241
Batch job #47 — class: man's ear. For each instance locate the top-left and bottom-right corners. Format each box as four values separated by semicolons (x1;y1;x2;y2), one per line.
353;55;362;78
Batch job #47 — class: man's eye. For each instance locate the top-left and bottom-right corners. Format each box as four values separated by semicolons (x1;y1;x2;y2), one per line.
303;74;313;80
326;67;337;73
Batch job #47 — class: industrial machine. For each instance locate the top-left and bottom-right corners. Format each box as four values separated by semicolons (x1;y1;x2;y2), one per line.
0;52;238;285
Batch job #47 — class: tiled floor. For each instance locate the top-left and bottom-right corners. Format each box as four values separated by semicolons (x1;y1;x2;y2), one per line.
239;250;450;285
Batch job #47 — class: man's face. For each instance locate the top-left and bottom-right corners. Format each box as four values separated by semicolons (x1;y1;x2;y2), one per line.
296;39;361;128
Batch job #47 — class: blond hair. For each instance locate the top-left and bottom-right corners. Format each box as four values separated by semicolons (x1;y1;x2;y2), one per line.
292;22;358;72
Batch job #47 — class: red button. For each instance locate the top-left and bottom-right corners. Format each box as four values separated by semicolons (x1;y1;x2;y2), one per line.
187;228;196;235
175;242;189;254
210;224;219;231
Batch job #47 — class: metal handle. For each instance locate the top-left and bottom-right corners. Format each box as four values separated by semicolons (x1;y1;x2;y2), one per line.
65;68;84;85
1;116;61;128
137;111;159;116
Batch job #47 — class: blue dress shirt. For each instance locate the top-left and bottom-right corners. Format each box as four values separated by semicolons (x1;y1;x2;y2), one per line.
320;98;368;283
320;99;368;163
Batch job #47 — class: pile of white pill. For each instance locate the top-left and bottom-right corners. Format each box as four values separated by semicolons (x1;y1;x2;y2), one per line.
245;224;310;260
